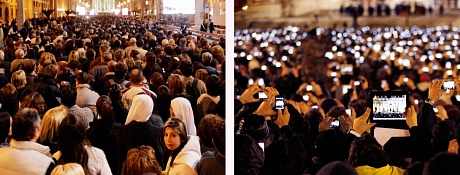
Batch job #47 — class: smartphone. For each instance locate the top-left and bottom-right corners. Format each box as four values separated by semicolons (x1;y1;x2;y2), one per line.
258;78;265;86
257;91;268;99
446;62;452;69
306;85;313;91
345;109;352;116
447;70;453;76
330;72;337;77
422;67;429;73
303;95;310;101
248;78;254;86
403;77;409;83
342;85;352;94
433;107;439;114
330;119;340;128
354;80;360;86
443;80;456;90
414;99;419;105
381;80;388;89
312;104;319;109
275;95;284;110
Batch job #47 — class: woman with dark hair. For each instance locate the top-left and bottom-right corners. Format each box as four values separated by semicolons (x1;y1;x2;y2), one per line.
347;132;404;174
20;92;47;118
156;85;172;122
87;96;120;174
0;84;18;116
0;112;11;147
163;117;201;175
54;114;112;175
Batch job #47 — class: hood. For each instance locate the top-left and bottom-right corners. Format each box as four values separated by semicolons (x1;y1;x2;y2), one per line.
171;97;196;136
355;165;405;175
174;136;201;168
125;94;154;125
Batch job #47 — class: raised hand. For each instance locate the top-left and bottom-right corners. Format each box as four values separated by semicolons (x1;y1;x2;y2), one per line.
353;108;377;135
406;105;418;129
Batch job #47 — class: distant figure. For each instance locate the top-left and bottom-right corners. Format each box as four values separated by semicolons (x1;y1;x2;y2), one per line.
208;19;215;34
368;5;374;16
429;6;433;15
200;20;207;32
181;25;187;35
440;4;444;16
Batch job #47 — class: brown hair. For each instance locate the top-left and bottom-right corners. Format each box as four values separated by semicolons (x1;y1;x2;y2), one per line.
21;92;47;118
121;146;162;175
167;74;186;98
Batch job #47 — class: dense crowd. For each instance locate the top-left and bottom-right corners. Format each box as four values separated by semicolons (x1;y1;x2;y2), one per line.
0;15;226;175
234;25;460;174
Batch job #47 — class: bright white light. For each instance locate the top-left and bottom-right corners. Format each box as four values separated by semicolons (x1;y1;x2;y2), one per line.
332;46;337;51
240;52;246;58
436;53;442;59
422;67;429;72
447;70;453;75
282;56;288;61
337;52;343;57
261;65;267;71
325;52;333;59
275;62;281;67
246;54;252;60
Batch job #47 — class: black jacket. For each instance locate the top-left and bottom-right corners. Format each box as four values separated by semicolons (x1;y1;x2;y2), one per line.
22;76;61;109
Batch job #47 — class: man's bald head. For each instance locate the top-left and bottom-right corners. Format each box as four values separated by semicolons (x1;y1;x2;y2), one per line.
129;69;144;84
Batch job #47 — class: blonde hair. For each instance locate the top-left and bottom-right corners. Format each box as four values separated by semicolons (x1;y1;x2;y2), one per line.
39;106;67;143
11;70;27;89
68;50;80;62
161;39;169;47
51;163;85;175
195;69;208;83
121;146;162;175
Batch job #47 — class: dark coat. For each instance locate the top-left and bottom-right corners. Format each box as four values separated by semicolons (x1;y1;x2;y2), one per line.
22;76;61;109
116;121;165;173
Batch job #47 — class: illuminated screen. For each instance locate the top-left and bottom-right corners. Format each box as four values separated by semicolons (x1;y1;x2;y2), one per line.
371;95;407;120
163;0;195;14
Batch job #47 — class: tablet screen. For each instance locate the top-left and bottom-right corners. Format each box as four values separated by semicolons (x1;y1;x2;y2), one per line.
371;93;407;121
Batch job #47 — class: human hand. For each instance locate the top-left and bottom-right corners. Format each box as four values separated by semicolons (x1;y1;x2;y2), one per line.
238;84;262;104
455;79;460;94
265;87;280;100
319;117;334;132
448;139;459;154
311;81;323;97
339;115;353;133
353;108;377;135
406;105;418;129
253;90;278;117
275;107;290;128
286;100;300;113
435;105;449;121
428;79;444;101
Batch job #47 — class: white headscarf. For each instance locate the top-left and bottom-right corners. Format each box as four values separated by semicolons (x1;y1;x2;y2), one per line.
171;97;197;136
125;94;153;125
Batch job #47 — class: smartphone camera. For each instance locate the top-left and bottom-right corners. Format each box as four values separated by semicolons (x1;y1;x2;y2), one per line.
275;95;284;110
303;95;310;101
345;109;352;116
257;91;268;99
354;81;360;86
443;80;456;90
312;104;319;110
330;119;340;128
403;77;409;83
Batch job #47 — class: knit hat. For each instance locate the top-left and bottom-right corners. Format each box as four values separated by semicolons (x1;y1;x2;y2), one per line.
420;73;431;82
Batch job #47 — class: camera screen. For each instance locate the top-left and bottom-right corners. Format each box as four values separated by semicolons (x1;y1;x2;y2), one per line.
341;64;353;74
258;92;268;99
330;119;340;128
275;96;284;110
371;94;407;120
443;81;456;90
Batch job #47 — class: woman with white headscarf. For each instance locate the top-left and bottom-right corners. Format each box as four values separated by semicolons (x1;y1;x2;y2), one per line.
116;94;165;173
170;97;197;136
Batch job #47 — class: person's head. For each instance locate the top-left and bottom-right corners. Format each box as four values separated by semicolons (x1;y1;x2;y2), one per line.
0;112;11;143
68;50;80;62
129;69;144;84
423;152;460;175
38;52;56;73
12;108;41;142
199;114;224;149
56;61;68;75
99;45;109;55
60;86;77;107
206;75;221;96
161;39;169;47
57;114;89;174
86;48;95;60
101;52;112;62
51;163;85;175
11;70;27;89
432;120;457;153
39;105;67;143
96;95;114;126
121;145;162;175
42;64;58;79
188;42;196;50
316;161;358;175
20;59;36;75
15;48;25;59
149;72;164;87
347;132;389;168
164;46;174;56
114;61;128;79
125;94;154;125
212;120;225;155
108;60;117;72
195;69;208;83
178;59;193;77
136;39;144;48
202;52;213;65
167;74;186;98
163;117;188;151
114;49;125;62
20;92;47;118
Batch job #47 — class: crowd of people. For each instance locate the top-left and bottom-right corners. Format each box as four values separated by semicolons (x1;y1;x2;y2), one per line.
0;15;226;175
234;25;460;174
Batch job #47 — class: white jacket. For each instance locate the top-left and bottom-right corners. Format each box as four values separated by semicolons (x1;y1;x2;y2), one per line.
0;139;54;175
54;145;112;175
163;136;201;175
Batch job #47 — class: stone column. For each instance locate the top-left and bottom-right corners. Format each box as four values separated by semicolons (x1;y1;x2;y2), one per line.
17;0;25;29
195;0;204;30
